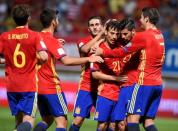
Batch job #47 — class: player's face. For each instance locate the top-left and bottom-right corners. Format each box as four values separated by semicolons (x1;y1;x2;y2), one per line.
105;28;119;45
140;13;147;29
120;28;134;43
88;19;102;36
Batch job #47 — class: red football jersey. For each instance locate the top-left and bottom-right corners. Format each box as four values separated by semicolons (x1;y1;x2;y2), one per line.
77;36;99;92
0;26;45;92
120;52;140;87
92;43;122;101
38;32;66;94
103;29;165;85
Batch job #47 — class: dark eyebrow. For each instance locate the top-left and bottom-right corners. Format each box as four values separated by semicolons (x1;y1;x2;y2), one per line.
122;33;128;35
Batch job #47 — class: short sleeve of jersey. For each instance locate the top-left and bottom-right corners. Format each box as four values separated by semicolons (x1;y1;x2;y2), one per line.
35;33;47;51
49;40;66;60
78;39;85;49
77;36;92;49
90;62;100;72
124;32;146;53
0;35;4;53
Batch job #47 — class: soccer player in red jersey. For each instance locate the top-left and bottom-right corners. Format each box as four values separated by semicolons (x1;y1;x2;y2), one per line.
112;19;140;131
91;20;127;131
95;8;165;131
33;9;103;131
0;5;48;131
69;16;105;131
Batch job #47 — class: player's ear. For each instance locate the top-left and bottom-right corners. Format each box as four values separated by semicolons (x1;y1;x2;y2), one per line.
104;30;107;36
88;28;91;33
51;19;56;26
27;16;31;22
145;17;149;23
132;29;136;34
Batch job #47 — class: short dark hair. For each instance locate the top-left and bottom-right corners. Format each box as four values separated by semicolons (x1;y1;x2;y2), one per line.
12;4;30;26
142;7;160;25
40;8;59;28
119;18;135;31
87;16;102;26
106;20;120;32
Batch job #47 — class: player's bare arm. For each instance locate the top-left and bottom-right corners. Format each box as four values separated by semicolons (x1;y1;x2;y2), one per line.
90;38;104;53
38;50;48;62
95;47;104;56
80;31;104;53
60;55;104;66
92;71;127;82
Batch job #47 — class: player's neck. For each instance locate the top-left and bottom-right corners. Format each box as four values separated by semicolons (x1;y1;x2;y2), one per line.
42;27;54;35
105;41;115;49
145;23;157;30
16;23;28;28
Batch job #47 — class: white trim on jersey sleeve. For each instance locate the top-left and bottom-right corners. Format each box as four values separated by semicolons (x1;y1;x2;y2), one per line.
57;48;65;55
79;42;84;48
90;62;94;68
40;41;47;49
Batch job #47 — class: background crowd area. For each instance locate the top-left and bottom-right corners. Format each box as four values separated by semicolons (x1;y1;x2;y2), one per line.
0;0;177;45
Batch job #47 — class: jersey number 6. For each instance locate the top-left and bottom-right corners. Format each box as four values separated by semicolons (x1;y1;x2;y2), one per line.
13;43;26;68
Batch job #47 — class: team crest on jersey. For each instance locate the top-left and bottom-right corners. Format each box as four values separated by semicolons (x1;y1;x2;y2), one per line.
75;107;81;114
94;112;99;119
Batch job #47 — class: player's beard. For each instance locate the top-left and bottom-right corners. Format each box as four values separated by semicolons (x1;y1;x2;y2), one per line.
118;38;127;46
122;39;130;45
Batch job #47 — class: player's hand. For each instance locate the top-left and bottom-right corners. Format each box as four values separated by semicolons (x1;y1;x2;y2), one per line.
116;75;128;82
95;47;103;56
90;39;104;53
88;55;104;63
58;38;66;45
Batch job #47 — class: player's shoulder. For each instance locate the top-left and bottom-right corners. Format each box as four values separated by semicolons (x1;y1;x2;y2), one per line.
99;42;107;49
0;29;18;39
138;29;161;37
149;29;163;37
133;31;148;42
0;31;8;38
77;35;92;48
40;32;55;41
144;29;164;41
78;35;92;43
40;32;62;47
28;29;42;37
135;31;148;37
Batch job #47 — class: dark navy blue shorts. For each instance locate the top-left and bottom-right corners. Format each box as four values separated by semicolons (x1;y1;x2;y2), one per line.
94;96;117;122
38;92;68;117
73;90;97;118
114;85;133;121
7;92;37;117
127;84;162;118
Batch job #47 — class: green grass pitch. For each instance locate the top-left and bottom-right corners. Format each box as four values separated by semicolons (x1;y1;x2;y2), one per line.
0;107;177;131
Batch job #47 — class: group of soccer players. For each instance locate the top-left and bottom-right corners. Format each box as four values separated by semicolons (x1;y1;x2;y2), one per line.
0;3;165;131
69;7;164;131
